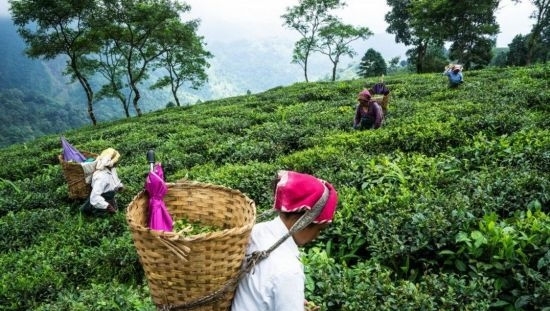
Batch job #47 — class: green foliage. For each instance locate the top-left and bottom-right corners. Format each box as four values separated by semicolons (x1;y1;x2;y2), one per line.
317;19;372;81
357;48;387;78
303;248;498;310
386;0;500;71
281;0;346;82
1;64;549;310
440;209;550;309
173;218;221;235
34;281;155;311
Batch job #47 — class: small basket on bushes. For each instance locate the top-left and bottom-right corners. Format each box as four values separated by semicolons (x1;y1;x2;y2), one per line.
371;94;390;113
126;180;256;311
58;151;97;199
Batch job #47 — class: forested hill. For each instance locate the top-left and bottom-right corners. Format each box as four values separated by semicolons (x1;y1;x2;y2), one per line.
0;18;96;147
0;17;316;149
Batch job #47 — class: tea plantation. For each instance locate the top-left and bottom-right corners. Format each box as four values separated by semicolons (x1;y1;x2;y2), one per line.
0;64;549;310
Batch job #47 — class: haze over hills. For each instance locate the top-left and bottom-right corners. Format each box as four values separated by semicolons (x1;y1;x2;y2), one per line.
0;14;410;148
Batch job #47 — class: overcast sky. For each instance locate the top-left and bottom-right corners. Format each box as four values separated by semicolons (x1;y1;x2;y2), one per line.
0;0;536;47
182;0;535;47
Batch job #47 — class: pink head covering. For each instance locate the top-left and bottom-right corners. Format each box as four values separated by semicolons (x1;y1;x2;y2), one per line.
357;89;371;101
273;170;338;223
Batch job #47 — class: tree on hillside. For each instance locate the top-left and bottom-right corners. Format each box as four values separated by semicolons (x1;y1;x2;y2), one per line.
357;48;387;78
281;0;345;82
93;41;133;118
316;19;372;81
523;0;550;65
491;48;509;67
426;0;500;69
421;43;448;73
387;56;404;74
152;20;212;107
507;34;530;66
97;0;193;117
385;0;443;73
386;0;502;71
9;0;101;125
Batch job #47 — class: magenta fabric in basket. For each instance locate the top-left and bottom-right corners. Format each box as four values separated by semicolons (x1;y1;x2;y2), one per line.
146;163;173;231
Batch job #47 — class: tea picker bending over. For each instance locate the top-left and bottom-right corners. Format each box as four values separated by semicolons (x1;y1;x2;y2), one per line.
80;148;124;215
353;89;384;130
231;170;338;311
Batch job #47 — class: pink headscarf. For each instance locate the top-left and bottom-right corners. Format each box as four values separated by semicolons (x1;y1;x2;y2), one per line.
357;89;372;101
273;170;338;223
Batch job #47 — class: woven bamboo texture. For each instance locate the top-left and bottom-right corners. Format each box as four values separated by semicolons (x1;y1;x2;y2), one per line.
58;151;97;199
126;180;256;311
372;94;390;113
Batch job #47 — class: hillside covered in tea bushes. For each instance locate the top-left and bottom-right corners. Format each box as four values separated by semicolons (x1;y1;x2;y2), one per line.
0;64;549;310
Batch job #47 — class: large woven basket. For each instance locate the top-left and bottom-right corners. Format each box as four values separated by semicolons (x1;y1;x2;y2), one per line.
58;151;97;199
372;94;390;112
126;180;256;311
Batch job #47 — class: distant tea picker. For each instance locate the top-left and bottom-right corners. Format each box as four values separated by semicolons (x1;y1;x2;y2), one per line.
58;137;123;215
443;64;464;88
80;148;124;215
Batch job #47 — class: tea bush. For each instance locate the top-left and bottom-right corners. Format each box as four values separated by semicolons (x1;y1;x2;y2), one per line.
1;64;549;310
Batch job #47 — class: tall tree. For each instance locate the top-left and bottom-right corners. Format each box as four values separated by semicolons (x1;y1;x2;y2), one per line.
507;34;530;66
421;43;448;72
9;0;101;125
98;0;191;117
282;0;345;82
421;0;500;69
357;48;387;78
524;0;550;64
93;41;133;118
316;19;372;81
386;0;502;71
152;20;212;107
385;0;443;73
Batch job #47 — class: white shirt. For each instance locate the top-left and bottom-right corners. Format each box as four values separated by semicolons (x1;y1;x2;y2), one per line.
232;217;305;311
89;167;123;209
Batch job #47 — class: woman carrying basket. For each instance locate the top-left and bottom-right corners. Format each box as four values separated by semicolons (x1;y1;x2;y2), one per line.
231;170;338;311
367;81;390;114
80;148;124;215
353;89;384;130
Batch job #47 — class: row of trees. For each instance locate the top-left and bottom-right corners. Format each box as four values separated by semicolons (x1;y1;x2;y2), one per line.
9;0;212;125
494;27;550;66
281;0;373;82
385;0;550;73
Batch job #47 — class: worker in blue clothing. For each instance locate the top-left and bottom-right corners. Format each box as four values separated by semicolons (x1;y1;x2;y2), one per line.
443;64;464;88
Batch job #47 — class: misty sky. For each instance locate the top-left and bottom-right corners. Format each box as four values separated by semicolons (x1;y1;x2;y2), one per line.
0;0;536;48
183;0;535;47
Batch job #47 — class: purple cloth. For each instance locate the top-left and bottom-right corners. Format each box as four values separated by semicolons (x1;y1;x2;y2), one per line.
369;83;390;95
61;136;87;162
146;163;173;231
354;101;384;129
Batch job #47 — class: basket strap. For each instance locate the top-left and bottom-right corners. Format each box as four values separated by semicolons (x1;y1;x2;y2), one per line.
158;277;239;310
159;183;330;311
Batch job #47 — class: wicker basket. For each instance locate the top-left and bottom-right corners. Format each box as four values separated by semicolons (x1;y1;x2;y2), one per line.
372;94;390;113
58;151;97;199
126;180;256;311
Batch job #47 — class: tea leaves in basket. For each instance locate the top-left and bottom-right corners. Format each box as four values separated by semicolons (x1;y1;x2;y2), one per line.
174;218;222;235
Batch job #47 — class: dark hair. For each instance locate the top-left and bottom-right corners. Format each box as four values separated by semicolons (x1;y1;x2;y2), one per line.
270;173;280;195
